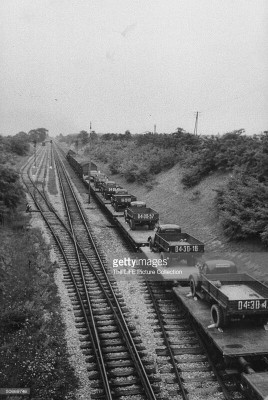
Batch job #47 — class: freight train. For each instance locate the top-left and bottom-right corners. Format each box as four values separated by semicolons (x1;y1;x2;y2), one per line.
66;150;205;282
65;148;268;400
66;150;98;181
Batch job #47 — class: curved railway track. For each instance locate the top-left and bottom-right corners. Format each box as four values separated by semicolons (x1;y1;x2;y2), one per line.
21;145;161;399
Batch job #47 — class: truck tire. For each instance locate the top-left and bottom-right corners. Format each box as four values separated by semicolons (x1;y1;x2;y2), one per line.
130;219;136;230
211;304;226;328
189;274;200;297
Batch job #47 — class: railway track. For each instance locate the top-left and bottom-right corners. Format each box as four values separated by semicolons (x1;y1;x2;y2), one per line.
144;282;246;400
55;142;248;400
21;142;247;399
22;145;161;399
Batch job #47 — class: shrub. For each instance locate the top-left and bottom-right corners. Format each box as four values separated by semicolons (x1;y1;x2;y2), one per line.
10;137;29;156
216;174;268;245
135;167;150;183
108;159;121;174
0;166;25;209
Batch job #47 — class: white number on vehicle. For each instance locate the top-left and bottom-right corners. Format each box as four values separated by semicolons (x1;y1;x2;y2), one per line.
237;300;267;311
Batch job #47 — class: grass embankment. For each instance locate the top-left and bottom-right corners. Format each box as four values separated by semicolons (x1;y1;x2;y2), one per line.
0;142;78;400
62;130;268;247
0;220;78;400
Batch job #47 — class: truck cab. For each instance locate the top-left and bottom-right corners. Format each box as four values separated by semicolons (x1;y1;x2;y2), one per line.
128;201;146;208
111;190;137;211
189;259;238;298
156;224;182;235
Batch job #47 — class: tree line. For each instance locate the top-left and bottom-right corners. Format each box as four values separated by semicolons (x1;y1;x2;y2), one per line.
0;128;48;212
59;128;268;246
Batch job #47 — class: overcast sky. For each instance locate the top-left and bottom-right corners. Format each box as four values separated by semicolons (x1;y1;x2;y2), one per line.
1;0;267;136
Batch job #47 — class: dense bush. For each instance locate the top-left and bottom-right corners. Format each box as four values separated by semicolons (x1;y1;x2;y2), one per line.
180;131;268;188
216;174;268;245
0;166;25;209
9;137;30;155
60;129;268;245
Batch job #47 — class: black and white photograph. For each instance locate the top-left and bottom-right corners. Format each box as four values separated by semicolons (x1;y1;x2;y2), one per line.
0;1;268;399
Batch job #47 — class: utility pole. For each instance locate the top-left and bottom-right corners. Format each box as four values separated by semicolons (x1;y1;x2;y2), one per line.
34;140;37;170
50;140;53;169
154;124;156;134
194;112;199;136
88;123;92;204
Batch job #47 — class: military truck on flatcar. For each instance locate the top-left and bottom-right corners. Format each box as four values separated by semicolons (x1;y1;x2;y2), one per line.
124;201;159;230
148;224;204;265
93;173;108;190
189;260;268;328
111;190;137;211
101;181;118;199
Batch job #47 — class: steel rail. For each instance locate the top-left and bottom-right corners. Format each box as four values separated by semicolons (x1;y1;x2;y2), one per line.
22;156;113;399
53;153;113;399
23;146;159;400
53;145;158;400
146;283;189;399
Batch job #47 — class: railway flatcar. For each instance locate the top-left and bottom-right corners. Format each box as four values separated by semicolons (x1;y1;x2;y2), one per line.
241;371;268;400
66;150;98;180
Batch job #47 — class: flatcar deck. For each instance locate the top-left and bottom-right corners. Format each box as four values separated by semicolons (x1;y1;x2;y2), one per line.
92;189;110;205
115;216;154;248
174;287;268;358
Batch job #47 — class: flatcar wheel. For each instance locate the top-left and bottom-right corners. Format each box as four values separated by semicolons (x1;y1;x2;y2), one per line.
211;304;225;328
